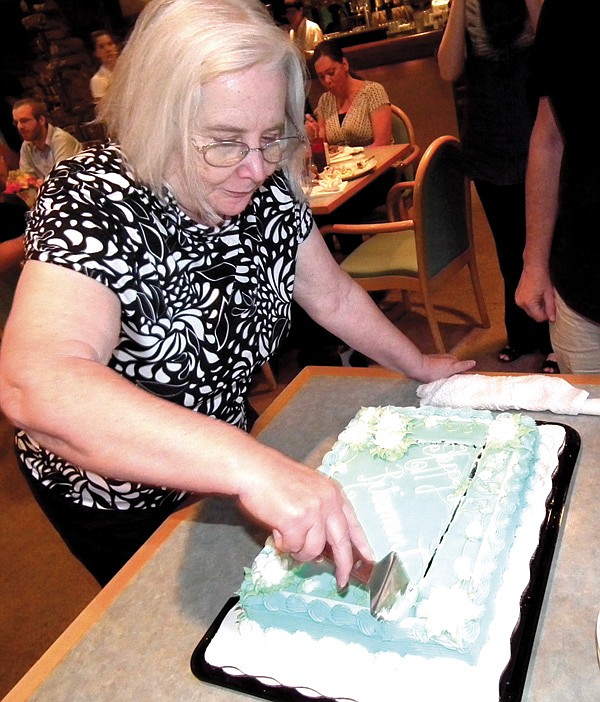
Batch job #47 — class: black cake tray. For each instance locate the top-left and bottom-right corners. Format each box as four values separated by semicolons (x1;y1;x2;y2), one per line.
190;421;581;702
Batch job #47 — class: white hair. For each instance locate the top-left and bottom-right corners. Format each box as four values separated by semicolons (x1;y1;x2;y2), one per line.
100;0;308;223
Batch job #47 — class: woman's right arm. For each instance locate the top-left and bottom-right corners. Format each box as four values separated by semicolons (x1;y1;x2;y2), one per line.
0;261;370;586
437;0;467;82
525;0;543;30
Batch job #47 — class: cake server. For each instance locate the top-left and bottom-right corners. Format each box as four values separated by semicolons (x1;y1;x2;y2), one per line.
322;545;411;619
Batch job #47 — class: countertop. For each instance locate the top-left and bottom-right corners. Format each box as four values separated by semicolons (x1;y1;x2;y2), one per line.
5;367;600;702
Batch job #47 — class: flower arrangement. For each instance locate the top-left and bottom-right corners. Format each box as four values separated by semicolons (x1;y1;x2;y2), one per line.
5;170;42;195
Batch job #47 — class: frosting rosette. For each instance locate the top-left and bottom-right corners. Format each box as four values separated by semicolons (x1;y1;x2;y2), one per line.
338;406;416;461
247;539;294;589
416;585;483;648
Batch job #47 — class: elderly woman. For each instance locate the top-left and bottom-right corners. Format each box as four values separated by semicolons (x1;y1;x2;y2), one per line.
305;39;392;147
0;0;473;588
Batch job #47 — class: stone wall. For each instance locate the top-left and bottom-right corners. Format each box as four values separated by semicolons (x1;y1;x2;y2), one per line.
18;0;101;141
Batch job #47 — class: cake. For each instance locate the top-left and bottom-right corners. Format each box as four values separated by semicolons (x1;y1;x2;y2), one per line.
203;405;567;702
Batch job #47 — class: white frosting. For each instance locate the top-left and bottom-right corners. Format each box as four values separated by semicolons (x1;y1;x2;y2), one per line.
205;414;566;702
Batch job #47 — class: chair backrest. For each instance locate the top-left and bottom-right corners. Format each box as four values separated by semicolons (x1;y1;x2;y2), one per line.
390;104;419;180
391;104;416;144
412;135;471;280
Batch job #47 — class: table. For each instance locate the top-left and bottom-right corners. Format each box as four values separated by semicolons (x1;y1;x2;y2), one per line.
5;367;600;702
308;143;410;216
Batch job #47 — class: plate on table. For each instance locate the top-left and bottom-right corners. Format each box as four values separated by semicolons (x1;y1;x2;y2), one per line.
328;146;364;164
191;421;581;702
328;156;377;181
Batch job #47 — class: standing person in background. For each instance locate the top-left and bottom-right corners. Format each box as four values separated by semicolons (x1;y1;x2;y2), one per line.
0;0;474;588
305;40;392;148
437;0;558;374
89;30;120;105
12;98;82;180
284;0;323;60
516;0;600;373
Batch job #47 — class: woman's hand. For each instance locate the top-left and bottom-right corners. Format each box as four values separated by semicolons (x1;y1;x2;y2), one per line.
412;354;476;383
237;451;372;589
304;113;320;141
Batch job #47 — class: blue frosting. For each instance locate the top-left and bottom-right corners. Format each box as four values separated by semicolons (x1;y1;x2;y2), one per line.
239;406;540;664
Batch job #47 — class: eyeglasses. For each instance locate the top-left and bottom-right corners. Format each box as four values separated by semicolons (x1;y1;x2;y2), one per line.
192;136;303;168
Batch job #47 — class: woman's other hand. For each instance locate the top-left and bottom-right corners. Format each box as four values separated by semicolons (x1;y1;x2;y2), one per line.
414;354;476;383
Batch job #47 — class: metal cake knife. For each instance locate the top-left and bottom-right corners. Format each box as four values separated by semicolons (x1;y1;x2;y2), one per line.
322;545;411;619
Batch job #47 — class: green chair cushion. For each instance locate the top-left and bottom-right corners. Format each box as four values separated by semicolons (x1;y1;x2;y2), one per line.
340;230;418;278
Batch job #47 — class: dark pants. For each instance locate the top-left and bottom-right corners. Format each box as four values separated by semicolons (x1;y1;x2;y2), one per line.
474;179;552;355
18;461;184;586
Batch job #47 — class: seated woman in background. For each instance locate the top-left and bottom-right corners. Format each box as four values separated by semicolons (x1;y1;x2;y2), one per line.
89;30;120;105
305;40;392;147
300;40;394;357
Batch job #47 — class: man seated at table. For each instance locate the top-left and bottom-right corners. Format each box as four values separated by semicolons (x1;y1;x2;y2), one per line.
284;0;323;60
12;98;82;180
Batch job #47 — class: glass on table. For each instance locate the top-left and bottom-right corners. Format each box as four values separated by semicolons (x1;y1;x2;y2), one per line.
302;145;318;196
310;136;328;173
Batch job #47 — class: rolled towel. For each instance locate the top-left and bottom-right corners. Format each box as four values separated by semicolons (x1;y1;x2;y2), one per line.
416;374;595;415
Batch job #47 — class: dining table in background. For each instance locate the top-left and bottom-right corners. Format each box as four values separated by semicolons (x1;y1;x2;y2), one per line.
4;366;600;702
308;143;411;216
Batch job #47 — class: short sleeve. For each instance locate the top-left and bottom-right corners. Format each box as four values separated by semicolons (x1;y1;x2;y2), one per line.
363;82;390;113
24;150;143;295
251;171;314;248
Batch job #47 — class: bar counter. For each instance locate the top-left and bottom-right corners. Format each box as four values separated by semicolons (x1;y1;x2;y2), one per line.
342;28;443;69
5;367;600;701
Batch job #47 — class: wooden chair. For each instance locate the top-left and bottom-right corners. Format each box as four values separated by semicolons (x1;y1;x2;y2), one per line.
320;135;490;354
390;104;421;182
358;104;421;225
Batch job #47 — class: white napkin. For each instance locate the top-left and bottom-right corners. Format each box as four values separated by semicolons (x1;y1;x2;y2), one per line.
328;146;364;164
416;374;600;415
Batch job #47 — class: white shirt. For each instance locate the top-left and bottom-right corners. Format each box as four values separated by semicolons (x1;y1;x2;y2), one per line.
290;17;324;57
90;65;113;102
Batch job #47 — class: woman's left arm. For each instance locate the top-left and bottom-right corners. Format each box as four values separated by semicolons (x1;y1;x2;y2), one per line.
293;225;475;382
369;104;392;146
525;0;543;30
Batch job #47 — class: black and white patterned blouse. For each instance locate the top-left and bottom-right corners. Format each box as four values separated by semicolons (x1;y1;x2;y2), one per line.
16;144;313;510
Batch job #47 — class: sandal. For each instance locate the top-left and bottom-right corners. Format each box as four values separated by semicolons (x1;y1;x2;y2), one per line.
498;346;524;363
541;355;560;374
